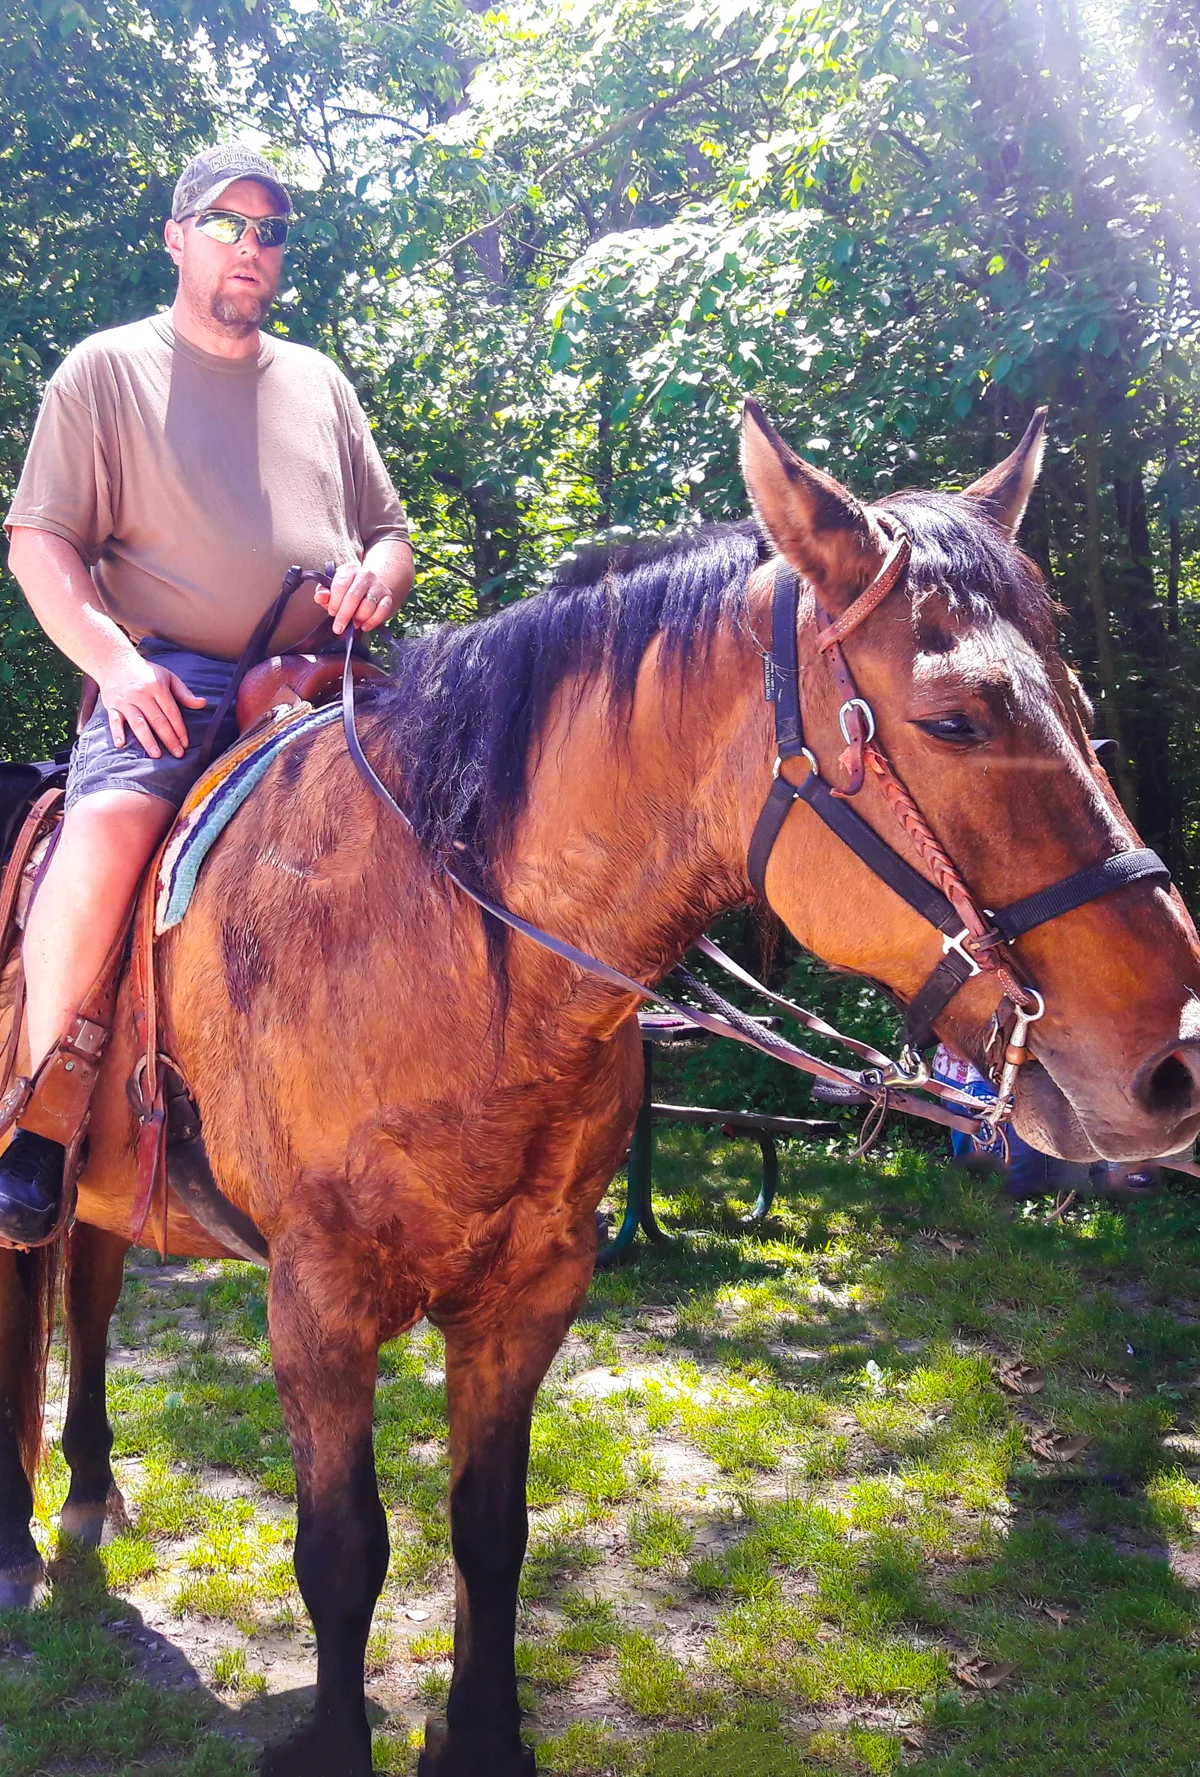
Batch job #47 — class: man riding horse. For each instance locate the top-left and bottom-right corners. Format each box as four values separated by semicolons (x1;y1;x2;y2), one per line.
0;145;414;1244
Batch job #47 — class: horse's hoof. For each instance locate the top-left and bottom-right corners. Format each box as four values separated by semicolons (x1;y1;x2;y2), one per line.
419;1718;537;1776
60;1484;130;1549
0;1560;46;1610
260;1722;372;1777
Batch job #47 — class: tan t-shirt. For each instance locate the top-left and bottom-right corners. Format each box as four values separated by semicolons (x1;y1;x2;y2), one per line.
5;313;409;660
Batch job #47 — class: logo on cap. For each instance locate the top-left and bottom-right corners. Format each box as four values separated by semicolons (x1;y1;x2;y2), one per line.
171;145;292;220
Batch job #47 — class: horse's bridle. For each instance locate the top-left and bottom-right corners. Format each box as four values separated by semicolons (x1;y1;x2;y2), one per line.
745;520;1171;1132
339;529;1170;1148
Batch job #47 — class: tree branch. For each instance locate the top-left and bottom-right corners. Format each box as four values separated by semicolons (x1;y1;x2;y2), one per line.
408;542;478;586
417;55;750;274
327;105;424;138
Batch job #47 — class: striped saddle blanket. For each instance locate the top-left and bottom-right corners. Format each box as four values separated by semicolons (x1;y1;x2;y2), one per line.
154;703;341;935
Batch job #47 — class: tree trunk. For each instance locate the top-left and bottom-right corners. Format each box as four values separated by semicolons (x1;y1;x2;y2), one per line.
1114;468;1176;864
1080;393;1134;813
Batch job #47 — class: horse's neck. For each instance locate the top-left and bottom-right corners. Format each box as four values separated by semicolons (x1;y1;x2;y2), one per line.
500;622;768;994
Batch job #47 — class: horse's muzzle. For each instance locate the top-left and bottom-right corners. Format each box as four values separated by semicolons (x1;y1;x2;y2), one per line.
1014;1042;1200;1163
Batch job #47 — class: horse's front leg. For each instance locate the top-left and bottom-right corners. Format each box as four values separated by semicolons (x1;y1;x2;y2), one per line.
60;1222;131;1545
259;1241;387;1777
421;1248;593;1777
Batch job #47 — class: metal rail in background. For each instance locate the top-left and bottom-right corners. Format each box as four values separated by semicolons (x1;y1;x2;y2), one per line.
595;1034;836;1265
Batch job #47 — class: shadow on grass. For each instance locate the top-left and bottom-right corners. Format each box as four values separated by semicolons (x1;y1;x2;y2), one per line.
583;1129;1200;1775
2;1532;398;1774
0;1535;262;1775
25;1126;1200;1775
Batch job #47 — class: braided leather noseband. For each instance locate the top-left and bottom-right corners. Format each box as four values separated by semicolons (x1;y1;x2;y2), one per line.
745;523;1171;1124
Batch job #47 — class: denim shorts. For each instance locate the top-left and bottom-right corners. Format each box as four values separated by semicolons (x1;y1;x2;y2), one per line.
64;637;241;812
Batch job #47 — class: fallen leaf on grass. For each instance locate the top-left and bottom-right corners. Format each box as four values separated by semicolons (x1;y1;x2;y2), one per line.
955;1657;1017;1690
936;1234;972;1257
997;1363;1046;1395
1029;1431;1093;1463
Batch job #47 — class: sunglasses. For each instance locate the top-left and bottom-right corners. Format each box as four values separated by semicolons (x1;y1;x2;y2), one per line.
191;209;290;248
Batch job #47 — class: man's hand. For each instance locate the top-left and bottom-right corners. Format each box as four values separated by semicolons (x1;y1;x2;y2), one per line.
313;562;397;635
97;652;208;759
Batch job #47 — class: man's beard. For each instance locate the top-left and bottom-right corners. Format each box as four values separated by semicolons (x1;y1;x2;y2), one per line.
210;289;272;332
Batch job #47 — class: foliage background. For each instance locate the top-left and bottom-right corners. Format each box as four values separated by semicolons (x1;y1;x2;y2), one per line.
2;0;1198;1106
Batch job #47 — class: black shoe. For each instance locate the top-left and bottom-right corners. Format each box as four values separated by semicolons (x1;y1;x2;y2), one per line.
0;1128;65;1243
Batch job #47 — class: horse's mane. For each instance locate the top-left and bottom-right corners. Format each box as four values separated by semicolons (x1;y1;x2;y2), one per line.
368;492;1055;899
369;520;764;899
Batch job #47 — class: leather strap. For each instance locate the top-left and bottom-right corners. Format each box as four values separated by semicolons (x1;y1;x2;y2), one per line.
768;561;805;760
694;935;993;1114
0;789;63;973
815;528;911;653
0;791;62;1111
0;967;27;1111
338;634;986;1140
15;920;129;1149
814;596;870;795
900;949;981;1053
159;1065;268;1265
696;934;893;1068
749;764;963;935
747;775;804;901
197;564;336;770
128;834;174;1246
991;847;1170;943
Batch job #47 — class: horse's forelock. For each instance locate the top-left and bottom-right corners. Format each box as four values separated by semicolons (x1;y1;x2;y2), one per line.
877;489;1057;652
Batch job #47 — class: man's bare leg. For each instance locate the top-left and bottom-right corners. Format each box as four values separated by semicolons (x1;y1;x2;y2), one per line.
24;791;176;1069
0;790;176;1242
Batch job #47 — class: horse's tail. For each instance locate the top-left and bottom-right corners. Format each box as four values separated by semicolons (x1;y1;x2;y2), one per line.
9;1233;63;1483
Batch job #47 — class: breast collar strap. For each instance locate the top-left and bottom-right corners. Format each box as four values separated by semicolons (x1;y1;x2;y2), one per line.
747;543;1172;1060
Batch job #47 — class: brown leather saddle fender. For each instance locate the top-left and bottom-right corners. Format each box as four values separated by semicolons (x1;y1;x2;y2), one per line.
236;651;387;732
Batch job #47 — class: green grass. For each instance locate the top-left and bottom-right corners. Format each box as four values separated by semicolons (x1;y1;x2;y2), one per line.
6;1133;1200;1771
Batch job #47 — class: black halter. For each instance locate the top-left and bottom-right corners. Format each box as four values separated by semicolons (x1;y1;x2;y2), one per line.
747;561;1171;1054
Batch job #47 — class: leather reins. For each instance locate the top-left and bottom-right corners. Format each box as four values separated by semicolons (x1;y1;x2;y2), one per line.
338;530;1171;1148
338;634;995;1140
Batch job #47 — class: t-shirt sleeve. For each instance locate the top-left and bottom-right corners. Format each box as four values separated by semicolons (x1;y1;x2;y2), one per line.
342;382;409;551
4;355;114;561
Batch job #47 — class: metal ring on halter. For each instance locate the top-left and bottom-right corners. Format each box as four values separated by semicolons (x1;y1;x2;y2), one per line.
838;698;876;744
773;749;819;780
1020;989;1047;1022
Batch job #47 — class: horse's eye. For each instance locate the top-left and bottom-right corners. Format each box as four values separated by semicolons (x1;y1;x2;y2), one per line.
915;714;982;743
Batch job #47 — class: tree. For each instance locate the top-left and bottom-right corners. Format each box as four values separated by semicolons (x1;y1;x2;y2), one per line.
3;0;1199;900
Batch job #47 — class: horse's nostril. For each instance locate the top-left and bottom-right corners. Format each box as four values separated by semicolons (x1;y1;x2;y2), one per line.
1143;1050;1200;1117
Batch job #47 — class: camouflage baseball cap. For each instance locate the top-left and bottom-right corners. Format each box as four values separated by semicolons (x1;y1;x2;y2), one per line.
171;145;292;221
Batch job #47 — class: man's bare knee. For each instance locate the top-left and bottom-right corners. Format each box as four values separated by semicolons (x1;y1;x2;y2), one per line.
61;790;176;851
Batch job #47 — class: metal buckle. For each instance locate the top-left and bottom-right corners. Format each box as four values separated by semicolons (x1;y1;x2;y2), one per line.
881;1044;930;1087
942;928;983;977
773;749;818;780
838;698;876;744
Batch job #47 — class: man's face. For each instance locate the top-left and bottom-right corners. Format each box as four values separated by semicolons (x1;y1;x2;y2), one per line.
165;178;286;334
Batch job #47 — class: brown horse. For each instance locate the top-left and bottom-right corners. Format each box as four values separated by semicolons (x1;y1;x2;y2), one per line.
3;403;1200;1776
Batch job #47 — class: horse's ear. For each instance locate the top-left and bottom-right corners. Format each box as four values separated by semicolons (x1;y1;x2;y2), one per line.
740;399;880;598
960;407;1048;536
